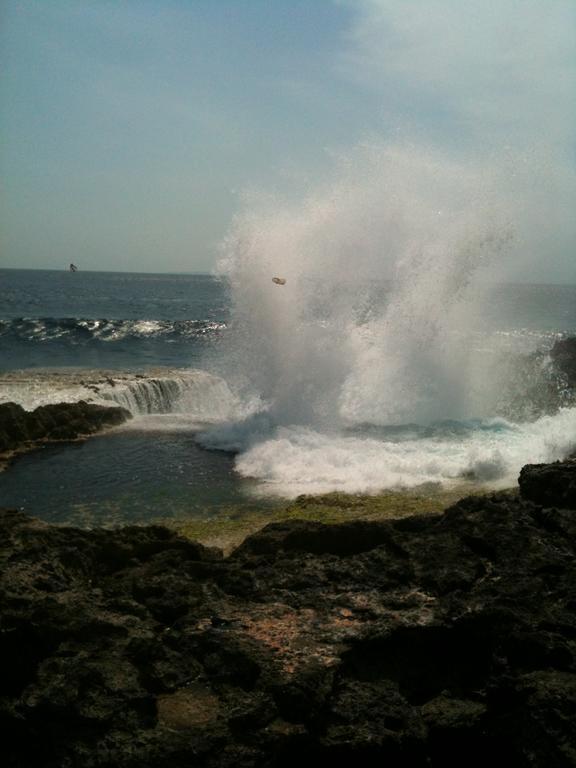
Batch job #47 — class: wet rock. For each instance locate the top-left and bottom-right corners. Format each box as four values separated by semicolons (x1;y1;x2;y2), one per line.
0;400;131;466
519;459;576;509
551;337;576;386
1;458;576;765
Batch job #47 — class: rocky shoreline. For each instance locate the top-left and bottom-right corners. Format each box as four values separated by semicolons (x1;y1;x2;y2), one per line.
0;401;131;470
1;458;575;767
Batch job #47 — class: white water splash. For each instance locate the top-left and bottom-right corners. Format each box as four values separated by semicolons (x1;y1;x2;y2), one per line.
200;143;575;495
234;409;576;496
215;144;514;429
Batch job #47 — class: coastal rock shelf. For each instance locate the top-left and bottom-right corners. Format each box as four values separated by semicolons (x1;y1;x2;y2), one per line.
0;368;237;418
0;401;131;469
1;460;575;766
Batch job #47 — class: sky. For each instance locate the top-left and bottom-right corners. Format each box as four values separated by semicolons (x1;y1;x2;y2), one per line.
1;0;575;281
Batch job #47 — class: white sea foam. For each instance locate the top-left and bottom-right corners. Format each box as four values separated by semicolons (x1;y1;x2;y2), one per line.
0;317;226;343
232;409;576;497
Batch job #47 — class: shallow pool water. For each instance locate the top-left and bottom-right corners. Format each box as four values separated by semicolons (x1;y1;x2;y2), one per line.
0;426;272;527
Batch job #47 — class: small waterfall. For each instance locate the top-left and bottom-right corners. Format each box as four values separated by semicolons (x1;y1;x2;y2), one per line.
99;371;238;419
0;369;239;423
101;378;188;414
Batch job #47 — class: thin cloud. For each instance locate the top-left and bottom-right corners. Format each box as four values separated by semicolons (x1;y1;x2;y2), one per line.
334;0;576;283
339;0;576;150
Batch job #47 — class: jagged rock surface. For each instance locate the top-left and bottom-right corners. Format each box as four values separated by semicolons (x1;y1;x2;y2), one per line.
551;337;576;387
0;401;131;465
520;458;576;509
1;462;576;766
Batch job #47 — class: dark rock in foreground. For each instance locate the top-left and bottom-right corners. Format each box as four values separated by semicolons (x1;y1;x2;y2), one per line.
1;460;576;767
519;458;576;509
0;401;131;466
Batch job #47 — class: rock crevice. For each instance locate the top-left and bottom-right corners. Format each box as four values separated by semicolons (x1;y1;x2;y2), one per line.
0;459;575;766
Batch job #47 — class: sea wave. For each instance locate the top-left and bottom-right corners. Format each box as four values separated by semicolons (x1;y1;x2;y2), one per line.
0;317;226;344
229;408;576;497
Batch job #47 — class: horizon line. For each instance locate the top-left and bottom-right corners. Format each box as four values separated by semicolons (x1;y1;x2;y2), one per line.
1;266;575;288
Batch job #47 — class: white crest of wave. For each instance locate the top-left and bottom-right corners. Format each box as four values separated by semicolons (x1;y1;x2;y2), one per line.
234;409;576;497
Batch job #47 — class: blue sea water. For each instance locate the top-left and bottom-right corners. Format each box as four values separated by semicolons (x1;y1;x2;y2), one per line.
2;270;576;373
0;269;228;371
1;268;575;525
0;269;252;522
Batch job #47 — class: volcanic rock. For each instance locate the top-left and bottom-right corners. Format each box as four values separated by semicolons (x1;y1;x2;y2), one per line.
0;401;131;467
1;463;576;765
551;337;576;387
519;458;576;509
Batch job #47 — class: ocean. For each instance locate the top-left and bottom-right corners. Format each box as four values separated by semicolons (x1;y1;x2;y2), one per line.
1;267;575;526
0;269;228;371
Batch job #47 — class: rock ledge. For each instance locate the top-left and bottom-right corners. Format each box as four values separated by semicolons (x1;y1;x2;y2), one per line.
0;401;131;468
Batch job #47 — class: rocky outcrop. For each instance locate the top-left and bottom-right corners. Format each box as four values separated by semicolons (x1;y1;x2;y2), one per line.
519;457;576;509
551;337;576;387
0;401;131;467
1;460;576;766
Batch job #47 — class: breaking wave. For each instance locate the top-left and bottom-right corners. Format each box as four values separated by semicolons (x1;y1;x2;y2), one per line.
0;317;228;371
0;317;225;343
230;409;576;496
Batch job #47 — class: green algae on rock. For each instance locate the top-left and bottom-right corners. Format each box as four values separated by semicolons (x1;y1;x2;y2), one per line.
167;487;482;553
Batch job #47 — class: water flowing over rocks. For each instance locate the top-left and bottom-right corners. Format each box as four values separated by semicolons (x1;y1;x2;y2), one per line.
1;459;575;766
0;368;238;419
0;401;131;468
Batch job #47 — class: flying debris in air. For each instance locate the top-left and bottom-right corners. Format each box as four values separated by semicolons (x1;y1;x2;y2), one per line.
69;263;78;272
272;277;286;285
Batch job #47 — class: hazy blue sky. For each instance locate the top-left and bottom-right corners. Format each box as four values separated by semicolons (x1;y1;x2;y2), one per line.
1;0;575;280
